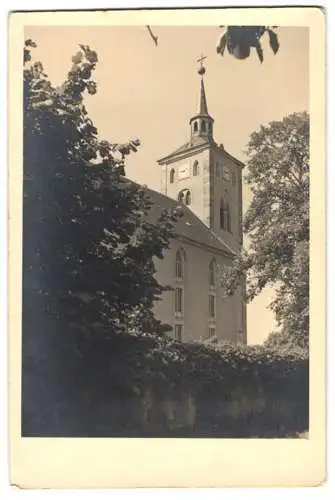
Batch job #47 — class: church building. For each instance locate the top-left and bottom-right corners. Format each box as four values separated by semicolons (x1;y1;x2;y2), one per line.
146;60;247;344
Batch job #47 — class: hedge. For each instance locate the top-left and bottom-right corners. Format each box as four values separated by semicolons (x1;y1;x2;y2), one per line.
22;320;309;437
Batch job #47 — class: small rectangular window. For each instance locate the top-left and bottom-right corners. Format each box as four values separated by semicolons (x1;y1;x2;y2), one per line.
175;324;183;341
175;287;183;314
208;327;216;339
209;294;215;318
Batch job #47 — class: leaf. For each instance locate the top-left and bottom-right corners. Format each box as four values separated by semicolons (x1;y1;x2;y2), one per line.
255;42;264;63
216;32;227;55
72;51;83;64
268;29;279;54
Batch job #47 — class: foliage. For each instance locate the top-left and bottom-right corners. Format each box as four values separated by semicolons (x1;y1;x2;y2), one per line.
219;112;309;349
22;322;309;437
216;26;279;62
23;40;180;335
145;25;280;63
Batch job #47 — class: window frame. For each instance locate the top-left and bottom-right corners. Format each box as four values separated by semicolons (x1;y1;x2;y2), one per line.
174;323;183;341
185;190;191;206
208;326;216;340
174;286;184;317
208;293;216;319
209;258;216;288
175;249;184;281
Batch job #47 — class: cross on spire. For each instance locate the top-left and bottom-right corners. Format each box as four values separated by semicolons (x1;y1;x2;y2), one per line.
197;54;207;67
197;54;207;76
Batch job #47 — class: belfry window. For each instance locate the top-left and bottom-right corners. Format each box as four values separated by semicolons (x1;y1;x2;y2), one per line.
193;160;199;176
170;168;175;184
178;189;192;206
220;199;231;232
193;121;198;133
220;198;225;229
201;120;206;132
185;190;191;206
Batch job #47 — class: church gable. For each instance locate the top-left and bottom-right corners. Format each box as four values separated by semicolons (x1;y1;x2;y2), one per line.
144;187;235;257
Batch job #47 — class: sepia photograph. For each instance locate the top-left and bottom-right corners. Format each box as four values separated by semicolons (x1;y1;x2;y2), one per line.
8;7;325;488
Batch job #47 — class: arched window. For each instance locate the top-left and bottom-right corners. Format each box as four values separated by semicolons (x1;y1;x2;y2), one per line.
226;203;231;232
175;287;183;314
220;198;225;230
209;259;216;287
170;168;175;184
208;294;216;318
201;120;206;132
185;190;191;206
178;189;191;206
178;190;185;204
193;121;198;133
193;160;199;176
220;199;231;232
175;249;183;280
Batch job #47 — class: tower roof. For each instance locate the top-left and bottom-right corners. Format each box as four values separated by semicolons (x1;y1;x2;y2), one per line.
199;76;209;115
157;56;244;167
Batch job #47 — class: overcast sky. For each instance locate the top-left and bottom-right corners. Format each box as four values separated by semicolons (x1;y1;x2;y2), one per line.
25;25;309;344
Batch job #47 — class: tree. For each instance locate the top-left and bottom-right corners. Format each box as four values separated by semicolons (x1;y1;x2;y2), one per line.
216;26;279;62
23;39;180;336
220;112;309;349
146;25;280;63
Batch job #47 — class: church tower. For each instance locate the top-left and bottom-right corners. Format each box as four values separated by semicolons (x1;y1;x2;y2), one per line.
157;57;244;254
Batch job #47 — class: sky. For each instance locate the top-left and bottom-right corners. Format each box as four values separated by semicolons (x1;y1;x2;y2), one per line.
25;25;309;344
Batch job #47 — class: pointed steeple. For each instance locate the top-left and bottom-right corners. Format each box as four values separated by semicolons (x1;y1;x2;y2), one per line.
189;55;214;142
199;75;209;115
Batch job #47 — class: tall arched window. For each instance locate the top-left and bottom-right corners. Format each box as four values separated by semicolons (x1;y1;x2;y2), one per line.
193;121;198;133
178;190;185;204
201;120;206;132
209;259;216;287
220;198;225;230
219;199;231;232
185;190;191;206
170;168;175;184
175;249;183;280
226;203;231;232
193;160;199;176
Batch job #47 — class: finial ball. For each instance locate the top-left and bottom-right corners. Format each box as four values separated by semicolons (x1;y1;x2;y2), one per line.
198;66;206;76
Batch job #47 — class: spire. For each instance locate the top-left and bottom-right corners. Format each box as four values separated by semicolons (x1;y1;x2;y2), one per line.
189;54;214;141
199;76;209;115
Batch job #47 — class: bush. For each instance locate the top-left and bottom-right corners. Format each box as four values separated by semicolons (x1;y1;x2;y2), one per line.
22;320;309;437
